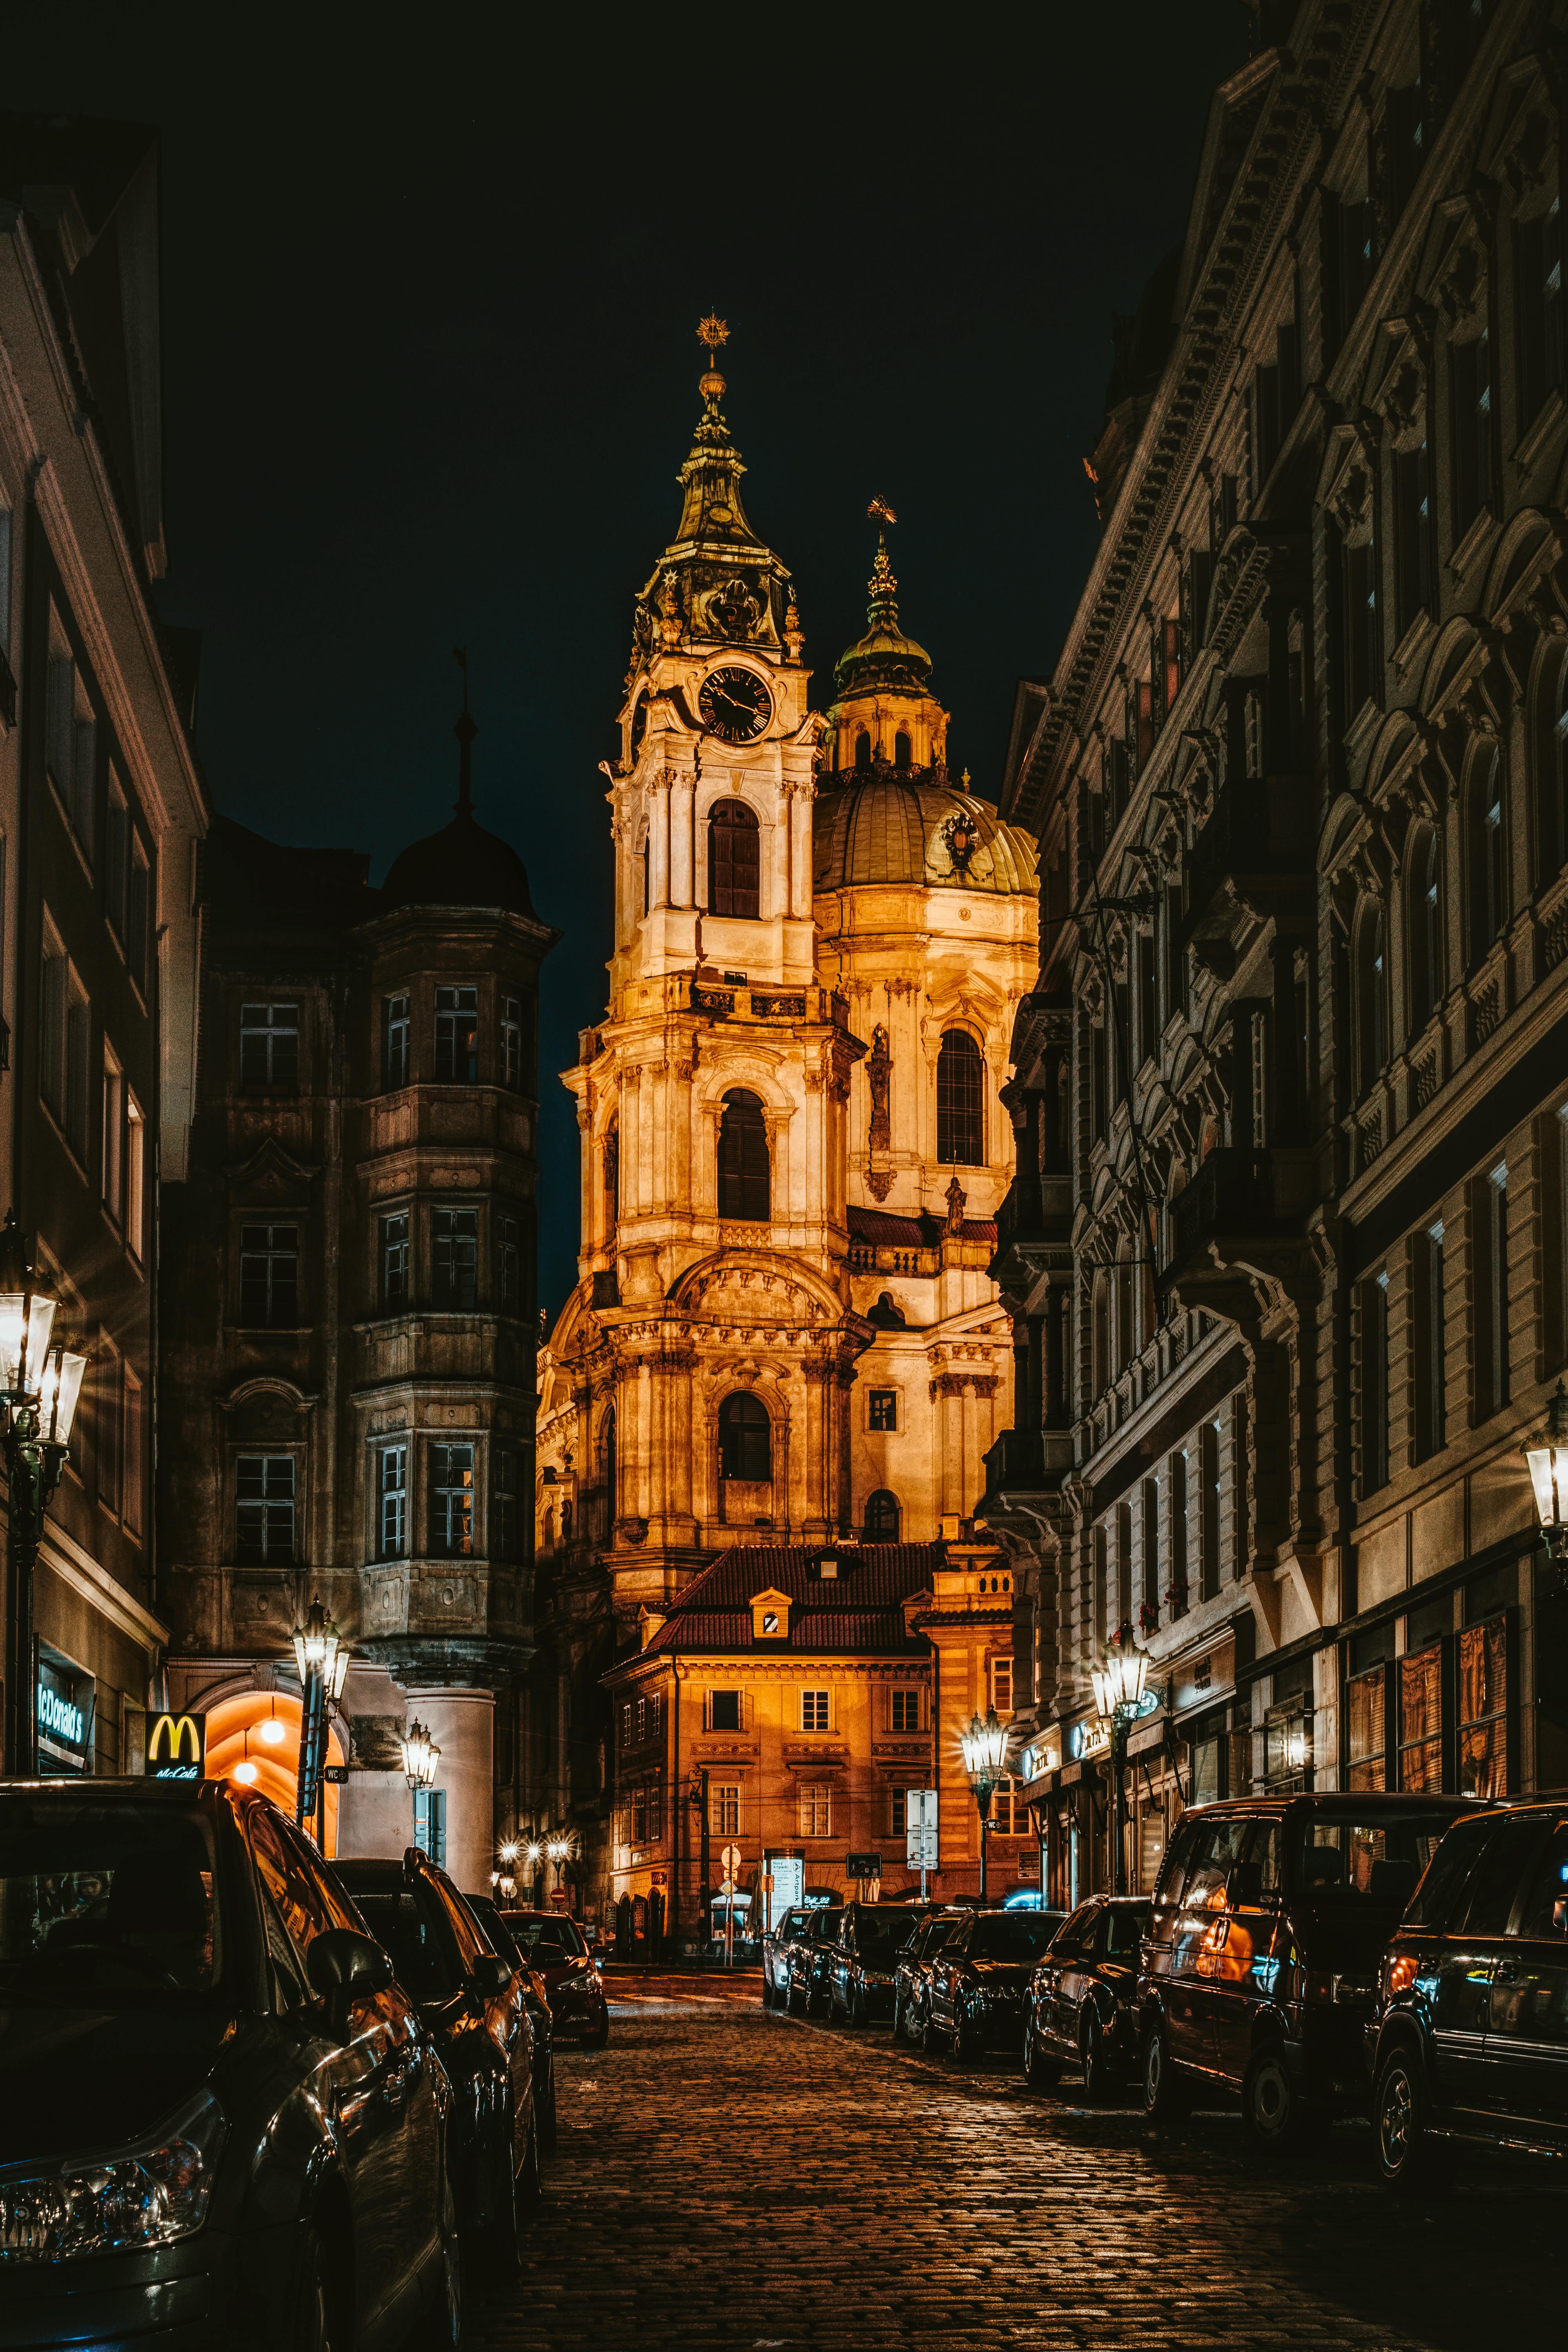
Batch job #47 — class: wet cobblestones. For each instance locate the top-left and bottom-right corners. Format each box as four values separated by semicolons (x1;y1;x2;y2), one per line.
471;1987;1563;2350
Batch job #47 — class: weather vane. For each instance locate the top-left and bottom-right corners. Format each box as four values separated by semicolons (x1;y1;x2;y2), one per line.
868;495;897;526
698;314;730;362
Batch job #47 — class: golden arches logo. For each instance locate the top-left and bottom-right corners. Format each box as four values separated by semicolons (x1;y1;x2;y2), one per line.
147;1712;204;1768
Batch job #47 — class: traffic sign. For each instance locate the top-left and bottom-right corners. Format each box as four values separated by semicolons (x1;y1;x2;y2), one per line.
720;1842;742;1880
906;1789;939;1870
719;1879;735;1896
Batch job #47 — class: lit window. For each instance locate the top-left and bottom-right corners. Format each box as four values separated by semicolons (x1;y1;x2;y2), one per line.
800;1782;831;1838
891;1689;920;1732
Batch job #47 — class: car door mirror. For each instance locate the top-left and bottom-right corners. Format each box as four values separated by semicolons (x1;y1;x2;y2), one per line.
473;1953;514;1997
307;1929;393;2034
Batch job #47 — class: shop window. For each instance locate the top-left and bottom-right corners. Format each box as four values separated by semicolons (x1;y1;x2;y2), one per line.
378;1441;407;1559
1345;1664;1388;1792
434;985;478;1083
800;1783;831;1837
236;1454;295;1564
380;1211;410;1311
709;1689;742;1733
1190;1735;1222;1808
1458;1615;1508;1798
433;1209;478;1312
240;1002;299;1092
891;1689;920;1732
869;1389;897;1431
383;994;410;1090
1399;1641;1444;1790
710;1783;740;1837
800;1689;829;1733
428;1442;475;1556
936;1031;984;1166
240;1223;299;1328
863;1489;900;1541
717;1090;769;1220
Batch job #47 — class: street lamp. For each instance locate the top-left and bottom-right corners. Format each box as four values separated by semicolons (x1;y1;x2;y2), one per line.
400;1719;440;1790
498;1840;519;1902
0;1216;86;1776
290;1598;342;1840
1524;1380;1568;1563
1092;1643;1150;1895
960;1706;1012;1903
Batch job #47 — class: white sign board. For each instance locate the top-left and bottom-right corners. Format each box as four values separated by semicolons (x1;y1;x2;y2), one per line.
906;1788;939;1870
768;1854;803;1926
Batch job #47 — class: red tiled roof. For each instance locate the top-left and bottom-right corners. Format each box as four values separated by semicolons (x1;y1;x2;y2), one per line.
848;1204;996;1248
640;1541;938;1658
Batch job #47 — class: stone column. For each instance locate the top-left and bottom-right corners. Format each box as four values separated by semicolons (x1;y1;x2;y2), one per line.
670;769;695;908
650;779;671;909
404;1687;495;1896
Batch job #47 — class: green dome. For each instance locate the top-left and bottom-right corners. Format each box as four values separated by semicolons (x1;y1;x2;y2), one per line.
812;769;1038;897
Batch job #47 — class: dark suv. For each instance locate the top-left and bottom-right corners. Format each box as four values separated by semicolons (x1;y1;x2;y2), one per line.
785;1904;847;2016
824;1901;930;2025
762;1901;840;2011
1140;1793;1477;2148
1370;1800;1568;2189
1025;1895;1148;2099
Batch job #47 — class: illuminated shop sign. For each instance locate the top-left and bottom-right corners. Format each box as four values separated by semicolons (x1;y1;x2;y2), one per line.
1070;1688;1160;1762
37;1652;94;1774
146;1711;207;1781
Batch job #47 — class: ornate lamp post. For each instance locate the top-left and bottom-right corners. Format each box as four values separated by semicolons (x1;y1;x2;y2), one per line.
1092;1644;1150;1895
1524;1380;1568;1567
0;1217;86;1776
290;1598;341;1838
400;1718;440;1791
497;1840;519;1902
960;1706;1012;1903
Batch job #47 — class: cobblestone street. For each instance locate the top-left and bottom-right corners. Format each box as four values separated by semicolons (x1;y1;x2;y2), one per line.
470;1980;1564;2350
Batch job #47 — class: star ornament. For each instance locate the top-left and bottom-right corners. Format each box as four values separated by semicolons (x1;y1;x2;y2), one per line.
698;314;730;359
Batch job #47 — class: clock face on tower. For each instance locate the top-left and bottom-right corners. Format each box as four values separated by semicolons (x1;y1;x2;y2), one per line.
699;666;771;743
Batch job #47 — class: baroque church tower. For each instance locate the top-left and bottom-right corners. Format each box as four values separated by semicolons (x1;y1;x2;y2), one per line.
537;323;1040;1723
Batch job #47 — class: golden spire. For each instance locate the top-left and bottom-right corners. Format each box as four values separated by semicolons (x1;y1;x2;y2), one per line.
697;312;729;403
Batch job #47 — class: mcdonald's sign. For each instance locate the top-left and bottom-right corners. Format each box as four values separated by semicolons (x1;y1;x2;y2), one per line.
146;1711;207;1781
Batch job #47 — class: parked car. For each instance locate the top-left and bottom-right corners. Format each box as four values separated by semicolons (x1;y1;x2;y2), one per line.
762;1900;841;2009
893;1909;967;2046
926;1907;1062;2058
499;1907;610;2046
0;1779;461;2352
785;1902;849;2015
1024;1896;1148;2099
825;1900;931;2025
1369;1799;1568;2190
1139;1793;1479;2149
470;1893;558;2156
335;1853;540;2261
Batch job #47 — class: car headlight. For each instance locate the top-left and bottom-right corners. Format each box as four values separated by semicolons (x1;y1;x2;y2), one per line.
0;2089;227;2265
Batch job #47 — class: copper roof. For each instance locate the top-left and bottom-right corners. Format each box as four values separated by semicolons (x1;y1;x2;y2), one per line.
641;1541;939;1659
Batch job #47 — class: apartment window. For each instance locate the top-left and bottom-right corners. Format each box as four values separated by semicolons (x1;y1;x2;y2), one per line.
378;1441;407;1559
631;1784;649;1846
236;1454;296;1564
1336;198;1375;347
1458;1615;1508;1799
991;1777;1029;1836
1354;898;1387;1095
412;1787;446;1867
936;1029;984;1165
240;1003;299;1092
102;1043;124;1221
1385;82;1425;225
125;1091;145;1259
47;640;96;859
433;1209;478;1311
1414;1223;1446;1462
1143;1475;1162;1617
1474;1164;1510;1419
800;1689;830;1733
891;1689;920;1732
501;995;523;1090
1454;327;1495;537
1393;437;1434;639
383;995;410;1089
1468;745;1507;957
428;1442;475;1555
497;1213;521;1314
123;1367;143;1539
1360;1270;1389;1495
1200;1422;1221;1599
380;1212;410;1311
800;1783;831;1838
492;1444;517;1562
95;1340;122;1517
708;800;760;918
1343;533;1381;715
991;1655;1014;1713
240;1224;299;1328
1136;928;1158;1065
127;839;149;995
1408;826;1443;1031
1399;1638;1445;1791
105;772;129;944
869;1390;897;1432
717;1089;769;1220
891;1787;909;1836
434;985;478;1083
1517;194;1565;425
709;1689;742;1733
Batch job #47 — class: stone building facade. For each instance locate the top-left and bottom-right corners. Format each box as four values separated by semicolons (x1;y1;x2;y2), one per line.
160;732;554;1894
530;334;1038;1921
989;0;1568;1904
0;121;207;1778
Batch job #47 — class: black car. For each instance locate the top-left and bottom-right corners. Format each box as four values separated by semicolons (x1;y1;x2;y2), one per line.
825;1901;930;2025
499;1909;609;2046
784;1903;847;2015
336;1853;540;2263
762;1901;840;2010
926;1909;1062;2058
1370;1800;1568;2190
1139;1793;1477;2148
0;1779;461;2352
893;1909;967;2046
1024;1896;1148;2099
470;1893;557;2157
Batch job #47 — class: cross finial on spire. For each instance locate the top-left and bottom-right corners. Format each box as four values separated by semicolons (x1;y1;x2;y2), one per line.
696;313;729;408
452;646;476;817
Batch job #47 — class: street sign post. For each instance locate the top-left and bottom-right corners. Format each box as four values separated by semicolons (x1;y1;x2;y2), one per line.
719;1843;742;1967
905;1791;939;1896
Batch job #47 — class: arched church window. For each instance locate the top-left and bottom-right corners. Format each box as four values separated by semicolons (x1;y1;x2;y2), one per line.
864;1489;900;1541
936;1030;984;1165
894;730;913;769
708;799;760;919
719;1392;771;1483
642;835;650;916
718;1089;769;1221
855;730;872;770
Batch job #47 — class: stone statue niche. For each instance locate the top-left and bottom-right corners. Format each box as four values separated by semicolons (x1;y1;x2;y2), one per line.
867;1023;895;1200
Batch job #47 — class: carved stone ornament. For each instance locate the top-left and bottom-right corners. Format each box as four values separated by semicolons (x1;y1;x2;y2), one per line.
867;1024;891;1153
945;1176;967;1236
867;1167;896;1202
708;575;761;641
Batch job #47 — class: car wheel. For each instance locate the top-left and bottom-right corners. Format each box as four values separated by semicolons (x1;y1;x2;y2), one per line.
1024;2020;1063;2091
1242;2045;1312;2154
1142;2017;1192;2123
1081;2010;1111;2104
1375;2046;1450;2195
292;2223;345;2352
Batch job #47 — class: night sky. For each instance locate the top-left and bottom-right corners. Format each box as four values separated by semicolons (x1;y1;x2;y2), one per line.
11;6;1247;1316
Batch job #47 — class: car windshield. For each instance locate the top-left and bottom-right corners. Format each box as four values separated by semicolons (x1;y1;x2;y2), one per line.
973;1914;1054;1961
1103;1906;1151;1959
0;1794;221;2000
508;1915;586;1960
351;1886;461;1999
856;1911;917;1958
1293;1812;1460;1915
